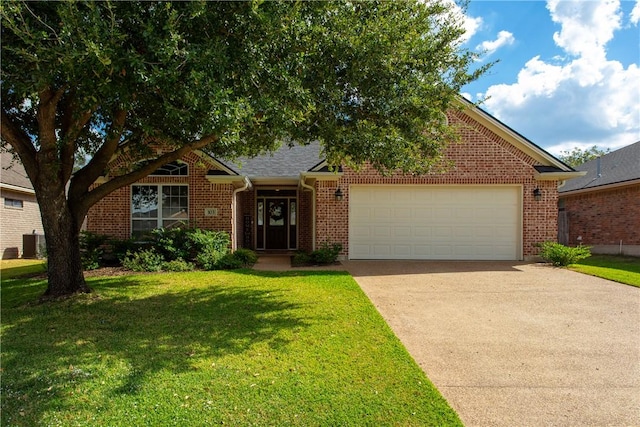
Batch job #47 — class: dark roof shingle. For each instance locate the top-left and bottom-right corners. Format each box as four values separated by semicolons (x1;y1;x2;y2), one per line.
559;141;640;193
1;151;33;190
227;142;324;177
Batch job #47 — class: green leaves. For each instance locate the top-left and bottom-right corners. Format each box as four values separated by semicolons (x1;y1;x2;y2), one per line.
3;0;486;168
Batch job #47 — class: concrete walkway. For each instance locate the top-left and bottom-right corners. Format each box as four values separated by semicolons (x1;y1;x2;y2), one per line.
342;261;640;427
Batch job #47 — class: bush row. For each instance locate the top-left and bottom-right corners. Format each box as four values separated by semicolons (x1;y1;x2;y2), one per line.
79;228;257;272
291;242;342;267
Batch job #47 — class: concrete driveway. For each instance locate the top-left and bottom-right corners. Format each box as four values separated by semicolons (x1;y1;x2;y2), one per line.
343;261;640;427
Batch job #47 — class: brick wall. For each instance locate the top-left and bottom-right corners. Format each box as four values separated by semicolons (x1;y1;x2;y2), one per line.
561;185;640;246
87;151;234;240
313;110;559;259
1;189;44;258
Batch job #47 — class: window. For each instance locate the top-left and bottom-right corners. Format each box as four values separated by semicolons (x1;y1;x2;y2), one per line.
4;198;23;209
131;185;188;238
150;161;188;176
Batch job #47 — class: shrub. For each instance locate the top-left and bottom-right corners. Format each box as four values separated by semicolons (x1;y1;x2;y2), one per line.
79;231;109;270
311;242;342;265
162;259;195;272
110;238;146;265
292;251;312;267
122;249;165;272
215;249;259;270
232;248;258;267
538;241;591;266
150;227;190;261
215;253;244;270
187;229;230;270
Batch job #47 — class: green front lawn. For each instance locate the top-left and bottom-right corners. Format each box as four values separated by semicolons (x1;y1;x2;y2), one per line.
0;259;46;280
1;269;461;426
570;255;640;287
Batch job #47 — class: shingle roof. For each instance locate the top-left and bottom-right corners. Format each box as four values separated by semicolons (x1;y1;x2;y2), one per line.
559;141;640;193
227;142;324;178
1;151;33;190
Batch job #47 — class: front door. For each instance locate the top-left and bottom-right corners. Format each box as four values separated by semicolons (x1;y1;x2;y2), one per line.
256;192;297;250
265;199;288;249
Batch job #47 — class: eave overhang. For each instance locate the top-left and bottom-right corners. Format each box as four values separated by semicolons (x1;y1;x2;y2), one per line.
205;174;252;189
0;182;35;195
299;171;344;186
535;171;587;181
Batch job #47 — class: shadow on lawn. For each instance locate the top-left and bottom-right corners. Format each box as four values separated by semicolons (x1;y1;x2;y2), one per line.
1;273;312;423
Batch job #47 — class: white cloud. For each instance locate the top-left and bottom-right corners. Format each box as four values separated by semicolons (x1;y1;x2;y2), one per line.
462;15;483;42
547;0;621;58
476;31;515;56
440;0;482;41
479;0;640;153
631;0;640;25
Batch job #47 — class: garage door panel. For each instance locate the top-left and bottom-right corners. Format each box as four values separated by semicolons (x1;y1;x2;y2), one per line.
394;227;412;238
414;227;432;238
350;186;520;260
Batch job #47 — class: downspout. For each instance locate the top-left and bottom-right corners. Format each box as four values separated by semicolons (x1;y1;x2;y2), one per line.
232;176;252;251
299;173;316;251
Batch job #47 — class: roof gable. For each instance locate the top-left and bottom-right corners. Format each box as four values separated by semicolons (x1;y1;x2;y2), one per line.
1;151;34;191
559;141;640;193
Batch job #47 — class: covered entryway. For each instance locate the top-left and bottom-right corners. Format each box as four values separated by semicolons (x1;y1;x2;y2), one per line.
349;185;521;260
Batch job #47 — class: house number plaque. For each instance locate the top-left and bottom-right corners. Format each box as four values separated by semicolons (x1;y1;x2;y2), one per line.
204;208;218;217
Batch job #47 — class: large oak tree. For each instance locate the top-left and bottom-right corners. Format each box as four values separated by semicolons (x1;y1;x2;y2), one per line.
1;0;488;298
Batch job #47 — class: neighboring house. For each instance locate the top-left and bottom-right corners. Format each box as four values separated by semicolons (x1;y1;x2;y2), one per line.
87;103;583;261
1;150;44;259
558;141;640;256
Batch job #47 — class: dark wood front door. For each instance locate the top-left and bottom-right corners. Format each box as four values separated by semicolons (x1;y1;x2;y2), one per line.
265;199;288;249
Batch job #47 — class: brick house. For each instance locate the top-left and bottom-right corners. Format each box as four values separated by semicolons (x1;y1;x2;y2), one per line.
1;150;44;259
87;103;583;261
558;141;640;256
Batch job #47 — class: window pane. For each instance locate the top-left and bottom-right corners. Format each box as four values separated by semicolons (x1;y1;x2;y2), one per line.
257;201;264;226
162;186;188;219
163;219;188;229
132;220;157;239
290;201;296;226
132;186;158;218
4;198;23;208
150;161;188;176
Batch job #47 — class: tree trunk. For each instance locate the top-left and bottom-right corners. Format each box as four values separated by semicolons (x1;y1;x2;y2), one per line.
38;188;91;298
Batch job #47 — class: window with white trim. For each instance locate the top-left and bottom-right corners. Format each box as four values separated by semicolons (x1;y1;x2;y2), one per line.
4;198;24;209
131;185;188;238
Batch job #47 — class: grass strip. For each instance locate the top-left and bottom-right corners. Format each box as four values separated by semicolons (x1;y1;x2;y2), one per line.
570;255;640;287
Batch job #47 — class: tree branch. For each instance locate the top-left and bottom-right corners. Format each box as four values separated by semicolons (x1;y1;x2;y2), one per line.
68;108;127;202
59;93;95;183
36;86;66;152
73;133;218;221
1;109;39;183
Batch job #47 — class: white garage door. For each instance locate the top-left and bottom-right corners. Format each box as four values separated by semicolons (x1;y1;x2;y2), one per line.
349;185;521;260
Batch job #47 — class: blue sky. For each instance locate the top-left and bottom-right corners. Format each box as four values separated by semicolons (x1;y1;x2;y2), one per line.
458;0;639;155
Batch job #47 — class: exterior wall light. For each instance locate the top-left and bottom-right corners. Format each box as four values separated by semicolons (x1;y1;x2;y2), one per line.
334;187;344;201
533;188;542;201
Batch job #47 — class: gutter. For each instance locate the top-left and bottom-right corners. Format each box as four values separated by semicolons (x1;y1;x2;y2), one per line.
0;182;35;195
299;173;316;251
558;178;640;197
231;176;252;251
